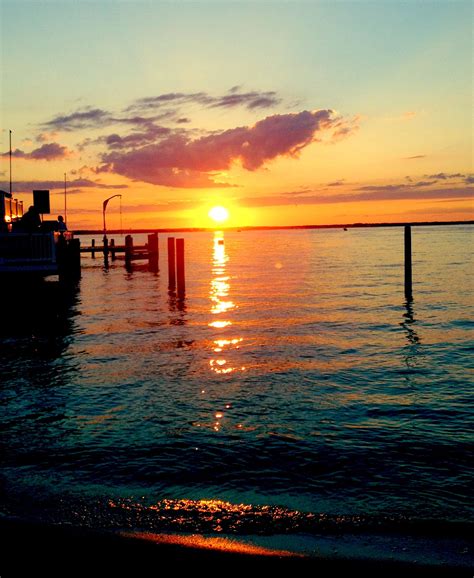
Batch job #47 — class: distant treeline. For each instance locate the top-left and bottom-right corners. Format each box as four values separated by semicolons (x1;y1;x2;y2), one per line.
74;220;474;235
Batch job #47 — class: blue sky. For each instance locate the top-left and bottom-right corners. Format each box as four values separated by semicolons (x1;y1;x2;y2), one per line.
1;0;472;228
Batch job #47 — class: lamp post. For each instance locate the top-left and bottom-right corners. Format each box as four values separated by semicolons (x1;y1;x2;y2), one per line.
102;194;122;242
64;173;67;226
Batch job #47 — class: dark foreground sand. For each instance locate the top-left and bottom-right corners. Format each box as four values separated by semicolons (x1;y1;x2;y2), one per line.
1;518;471;576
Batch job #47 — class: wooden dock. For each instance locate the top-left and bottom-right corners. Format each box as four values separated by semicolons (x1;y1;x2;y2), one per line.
80;232;185;295
81;233;159;266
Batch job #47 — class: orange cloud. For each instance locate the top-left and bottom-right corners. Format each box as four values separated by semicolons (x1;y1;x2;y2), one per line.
100;110;343;187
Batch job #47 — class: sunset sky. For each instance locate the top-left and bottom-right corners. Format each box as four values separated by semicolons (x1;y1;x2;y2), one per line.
1;0;472;230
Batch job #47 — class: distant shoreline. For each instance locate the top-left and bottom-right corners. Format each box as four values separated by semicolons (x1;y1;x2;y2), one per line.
73;220;474;235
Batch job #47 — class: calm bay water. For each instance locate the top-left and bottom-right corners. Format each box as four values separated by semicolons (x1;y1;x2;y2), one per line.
1;226;473;558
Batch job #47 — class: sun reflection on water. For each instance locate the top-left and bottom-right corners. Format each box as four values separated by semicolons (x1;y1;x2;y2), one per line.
206;232;246;422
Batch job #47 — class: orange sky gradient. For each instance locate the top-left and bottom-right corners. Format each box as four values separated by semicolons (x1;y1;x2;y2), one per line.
1;1;472;230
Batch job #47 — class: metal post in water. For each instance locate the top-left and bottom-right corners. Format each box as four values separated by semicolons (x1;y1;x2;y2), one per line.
168;237;176;289
64;172;67;227
404;225;413;301
176;238;185;296
9;129;12;196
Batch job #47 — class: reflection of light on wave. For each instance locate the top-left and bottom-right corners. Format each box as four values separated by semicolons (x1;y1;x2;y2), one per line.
120;531;300;557
208;320;231;328
214;338;242;352
208;232;245;376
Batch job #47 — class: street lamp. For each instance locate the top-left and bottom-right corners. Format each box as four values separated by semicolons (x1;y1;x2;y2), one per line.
102;194;122;242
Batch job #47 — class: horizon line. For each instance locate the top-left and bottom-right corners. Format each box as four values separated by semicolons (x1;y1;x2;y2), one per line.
73;219;474;235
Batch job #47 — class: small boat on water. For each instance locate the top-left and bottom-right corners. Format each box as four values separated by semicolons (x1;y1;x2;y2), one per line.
0;189;80;278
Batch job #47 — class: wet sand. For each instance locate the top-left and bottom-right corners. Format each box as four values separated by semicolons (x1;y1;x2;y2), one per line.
1;517;471;576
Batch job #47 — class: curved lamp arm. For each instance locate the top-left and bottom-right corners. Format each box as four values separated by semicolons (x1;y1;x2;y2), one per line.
103;194;122;237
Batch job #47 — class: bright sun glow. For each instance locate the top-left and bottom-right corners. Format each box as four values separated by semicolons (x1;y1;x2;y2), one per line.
208;206;229;223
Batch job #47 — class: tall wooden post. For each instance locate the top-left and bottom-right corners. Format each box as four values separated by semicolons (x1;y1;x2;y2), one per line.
103;236;109;268
68;238;81;278
176;238;185;296
125;234;133;267
168;237;176;289
404;225;412;301
148;232;159;272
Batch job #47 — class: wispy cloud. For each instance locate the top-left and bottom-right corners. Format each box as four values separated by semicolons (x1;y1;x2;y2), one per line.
24;88;361;191
424;172;464;180
357;180;437;192
0;178;128;193
403;154;426;160
100;125;173;150
42;107;112;132
127;88;282;114
283;187;314;197
1;143;70;161
239;186;474;208
100;109;342;187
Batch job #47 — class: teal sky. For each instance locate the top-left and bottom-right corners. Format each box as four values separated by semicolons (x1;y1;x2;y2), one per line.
2;1;471;113
0;0;472;228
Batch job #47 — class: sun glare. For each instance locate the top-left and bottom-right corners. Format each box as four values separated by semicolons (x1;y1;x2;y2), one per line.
208;206;229;223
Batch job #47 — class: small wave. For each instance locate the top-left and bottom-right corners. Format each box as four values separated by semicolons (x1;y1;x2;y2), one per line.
4;496;471;539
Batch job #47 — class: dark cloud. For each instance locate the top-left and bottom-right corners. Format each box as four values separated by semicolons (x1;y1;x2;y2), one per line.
128;89;281;113
1;143;69;161
101;125;172;150
424;172;464;180
100;109;339;187
209;91;281;110
0;179;128;193
327;180;345;187
357;180;439;192
357;184;404;192
424;172;473;185
403;154;426;160
412;181;434;187
42;108;112;131
127;92;208;113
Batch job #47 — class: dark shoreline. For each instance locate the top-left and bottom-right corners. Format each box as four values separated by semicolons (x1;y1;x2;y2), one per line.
1;518;472;576
73;220;474;235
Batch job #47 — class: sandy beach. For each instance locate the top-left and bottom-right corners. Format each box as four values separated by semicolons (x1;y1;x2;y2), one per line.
1;517;472;576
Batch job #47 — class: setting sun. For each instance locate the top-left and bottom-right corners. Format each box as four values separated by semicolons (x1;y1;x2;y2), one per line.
208;206;229;224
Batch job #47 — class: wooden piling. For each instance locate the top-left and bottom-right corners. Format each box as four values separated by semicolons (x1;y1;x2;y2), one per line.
58;238;81;279
110;238;116;260
148;232;159;272
168;237;176;289
176;238;185;296
404;225;412;300
103;236;109;268
125;235;133;266
68;238;81;278
91;239;96;258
